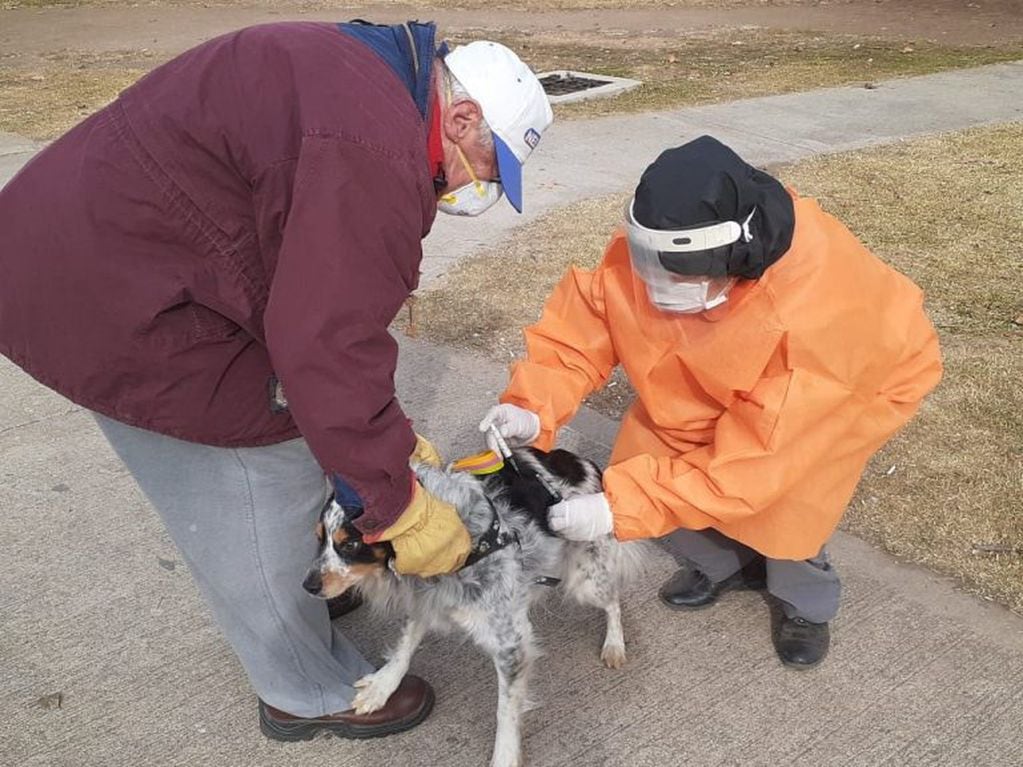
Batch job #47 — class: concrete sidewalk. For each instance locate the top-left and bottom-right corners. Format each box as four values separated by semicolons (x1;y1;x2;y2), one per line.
3;338;1023;767
3;63;1023;767
0;131;40;188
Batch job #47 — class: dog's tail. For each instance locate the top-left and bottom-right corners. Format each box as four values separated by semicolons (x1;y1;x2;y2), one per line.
613;539;664;588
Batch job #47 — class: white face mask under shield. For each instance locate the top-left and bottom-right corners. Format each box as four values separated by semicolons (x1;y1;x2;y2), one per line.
643;277;735;313
438;176;502;216
625;200;751;314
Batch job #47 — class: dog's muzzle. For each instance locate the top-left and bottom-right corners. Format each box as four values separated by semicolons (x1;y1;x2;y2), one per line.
302;569;323;595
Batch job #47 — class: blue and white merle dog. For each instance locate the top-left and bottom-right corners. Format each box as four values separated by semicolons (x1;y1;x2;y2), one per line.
302;447;653;767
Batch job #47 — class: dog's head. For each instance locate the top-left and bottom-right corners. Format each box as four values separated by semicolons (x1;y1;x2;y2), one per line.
302;500;393;599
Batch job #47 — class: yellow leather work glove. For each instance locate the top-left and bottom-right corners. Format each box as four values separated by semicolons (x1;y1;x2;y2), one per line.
410;433;442;468
368;481;472;577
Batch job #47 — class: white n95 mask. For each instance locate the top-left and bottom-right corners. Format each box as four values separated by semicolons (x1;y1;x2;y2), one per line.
644;276;735;314
438;137;503;217
438;178;503;216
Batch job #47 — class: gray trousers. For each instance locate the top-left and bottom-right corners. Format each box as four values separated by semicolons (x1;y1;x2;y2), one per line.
94;414;374;717
662;527;841;623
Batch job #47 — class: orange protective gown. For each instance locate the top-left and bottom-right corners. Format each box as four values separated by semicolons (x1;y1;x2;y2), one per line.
501;195;942;559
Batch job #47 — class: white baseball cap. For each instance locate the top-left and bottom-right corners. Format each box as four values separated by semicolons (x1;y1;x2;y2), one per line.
444;41;554;213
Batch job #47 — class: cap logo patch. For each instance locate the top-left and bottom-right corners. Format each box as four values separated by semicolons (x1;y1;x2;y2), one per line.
524;128;541;149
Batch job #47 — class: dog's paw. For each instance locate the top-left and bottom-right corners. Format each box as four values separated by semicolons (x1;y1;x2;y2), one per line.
352;670;401;715
489;747;522;767
600;643;627;669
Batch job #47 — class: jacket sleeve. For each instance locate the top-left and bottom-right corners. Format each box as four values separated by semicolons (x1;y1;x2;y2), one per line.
501;262;618;450
603;365;886;541
263;135;426;533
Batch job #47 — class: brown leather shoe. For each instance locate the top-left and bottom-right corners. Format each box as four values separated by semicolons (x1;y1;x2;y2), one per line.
258;675;434;741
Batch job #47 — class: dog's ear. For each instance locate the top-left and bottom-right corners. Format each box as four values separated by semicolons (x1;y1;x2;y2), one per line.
504;473;557;534
538;449;597;486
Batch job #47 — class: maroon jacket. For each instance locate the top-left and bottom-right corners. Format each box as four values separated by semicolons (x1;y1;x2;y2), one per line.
0;23;438;531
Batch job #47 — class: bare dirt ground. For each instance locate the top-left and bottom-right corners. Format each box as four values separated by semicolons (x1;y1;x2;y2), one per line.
4;0;1023;139
2;0;1022;67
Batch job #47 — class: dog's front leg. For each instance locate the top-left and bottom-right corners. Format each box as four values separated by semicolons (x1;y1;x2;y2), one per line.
600;600;627;669
489;616;534;767
352;619;426;715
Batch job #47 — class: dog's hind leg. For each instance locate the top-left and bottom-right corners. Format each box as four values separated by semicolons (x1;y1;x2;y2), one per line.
486;613;534;767
573;567;628;668
352;619;427;715
564;542;628;668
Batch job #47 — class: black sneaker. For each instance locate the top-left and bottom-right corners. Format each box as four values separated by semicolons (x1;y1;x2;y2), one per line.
659;558;767;610
775;616;830;669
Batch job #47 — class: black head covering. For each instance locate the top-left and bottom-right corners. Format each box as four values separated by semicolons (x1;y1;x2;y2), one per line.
632;135;795;279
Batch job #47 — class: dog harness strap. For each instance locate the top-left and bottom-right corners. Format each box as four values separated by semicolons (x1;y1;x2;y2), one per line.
462;500;519;569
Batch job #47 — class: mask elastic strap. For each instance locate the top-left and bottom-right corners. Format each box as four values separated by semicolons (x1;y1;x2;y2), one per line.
454;145;487;198
445;79;489;199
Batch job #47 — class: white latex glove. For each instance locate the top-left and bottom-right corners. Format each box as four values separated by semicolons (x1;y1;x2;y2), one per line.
479;404;541;454
548;493;614;541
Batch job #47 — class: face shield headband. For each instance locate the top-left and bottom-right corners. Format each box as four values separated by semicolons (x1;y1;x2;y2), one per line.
625;199;754;313
626;199;755;278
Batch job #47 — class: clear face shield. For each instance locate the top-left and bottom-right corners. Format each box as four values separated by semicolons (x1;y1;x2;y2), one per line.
625;200;753;314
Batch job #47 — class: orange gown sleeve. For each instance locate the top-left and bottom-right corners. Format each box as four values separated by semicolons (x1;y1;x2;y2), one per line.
501;263;619;450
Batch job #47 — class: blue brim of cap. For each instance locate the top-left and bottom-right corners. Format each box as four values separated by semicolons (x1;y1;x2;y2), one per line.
494;134;524;213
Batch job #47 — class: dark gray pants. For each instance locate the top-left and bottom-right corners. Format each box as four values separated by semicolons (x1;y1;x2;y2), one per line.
662;528;841;623
94;414;374;717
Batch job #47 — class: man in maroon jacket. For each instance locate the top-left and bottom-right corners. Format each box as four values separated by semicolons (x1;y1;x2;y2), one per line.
0;21;552;739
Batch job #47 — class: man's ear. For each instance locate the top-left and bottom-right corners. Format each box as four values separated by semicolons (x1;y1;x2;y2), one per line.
443;98;483;143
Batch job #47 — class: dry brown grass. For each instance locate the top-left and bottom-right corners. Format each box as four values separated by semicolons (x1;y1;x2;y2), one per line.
0;0;858;9
3;25;1021;139
781;125;1023;612
0;51;157;139
404;123;1023;612
392;193;636;417
392;0;847;6
465;29;1023;119
1;0;189;7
